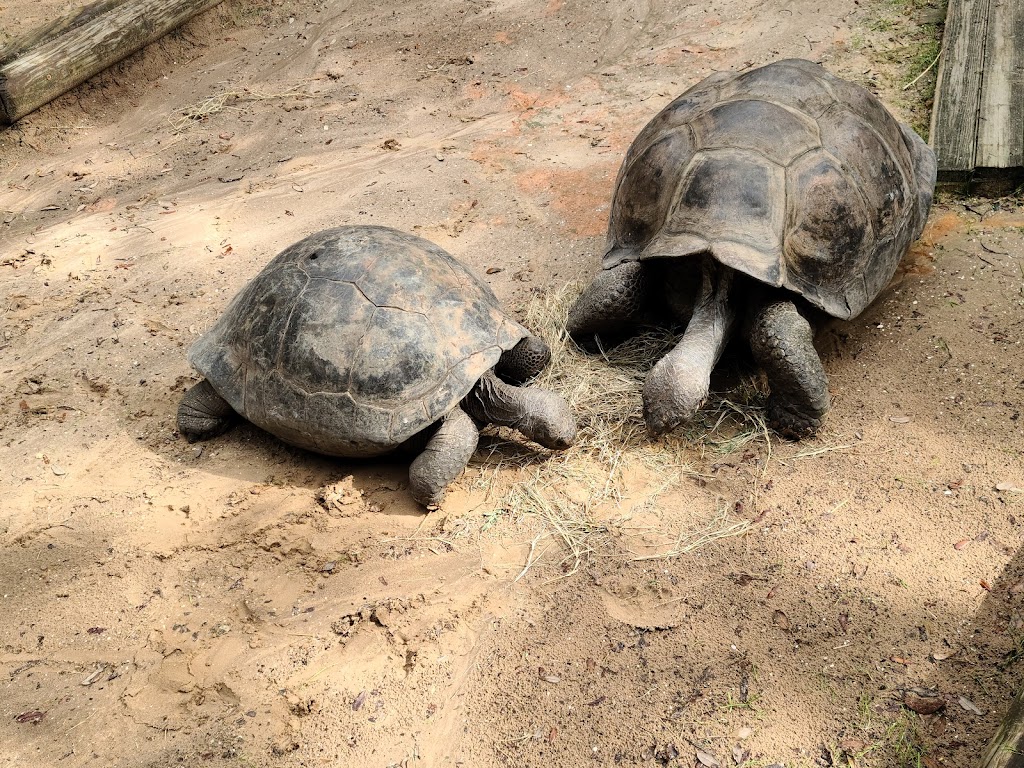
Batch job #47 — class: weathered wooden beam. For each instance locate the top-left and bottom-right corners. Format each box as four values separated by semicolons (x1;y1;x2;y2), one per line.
0;0;125;67
0;0;225;126
929;0;991;188
973;0;1024;196
980;686;1024;768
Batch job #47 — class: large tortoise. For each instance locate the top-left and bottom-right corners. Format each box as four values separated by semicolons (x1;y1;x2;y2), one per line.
178;225;576;506
566;58;936;438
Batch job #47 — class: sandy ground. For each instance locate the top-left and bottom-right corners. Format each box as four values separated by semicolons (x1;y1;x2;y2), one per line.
1;1;1023;766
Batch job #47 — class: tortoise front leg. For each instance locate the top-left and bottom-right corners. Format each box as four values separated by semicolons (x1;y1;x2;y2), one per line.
643;261;735;436
745;298;829;439
566;261;650;348
495;336;552;385
408;407;480;507
177;379;236;442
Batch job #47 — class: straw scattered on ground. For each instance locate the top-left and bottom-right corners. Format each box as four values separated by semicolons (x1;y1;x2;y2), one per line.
460;285;765;570
168;84;312;131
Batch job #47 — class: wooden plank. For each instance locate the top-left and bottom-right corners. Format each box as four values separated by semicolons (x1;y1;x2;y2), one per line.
0;1;124;67
930;0;991;184
0;0;225;125
980;686;1024;768
974;0;1024;195
976;0;1024;168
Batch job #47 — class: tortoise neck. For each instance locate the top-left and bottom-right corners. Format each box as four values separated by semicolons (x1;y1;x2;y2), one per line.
463;371;530;430
462;371;576;450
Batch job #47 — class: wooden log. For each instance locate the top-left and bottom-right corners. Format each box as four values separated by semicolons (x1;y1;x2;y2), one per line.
980;686;1024;768
0;0;125;66
0;0;225;125
973;0;1024;196
931;0;1024;194
930;0;989;183
929;0;992;188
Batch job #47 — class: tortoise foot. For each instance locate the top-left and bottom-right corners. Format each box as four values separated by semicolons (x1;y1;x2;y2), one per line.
747;299;829;440
177;379;236;442
766;400;823;440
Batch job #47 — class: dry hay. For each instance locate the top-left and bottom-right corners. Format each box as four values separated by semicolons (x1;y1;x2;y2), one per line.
168;83;312;132
464;284;764;574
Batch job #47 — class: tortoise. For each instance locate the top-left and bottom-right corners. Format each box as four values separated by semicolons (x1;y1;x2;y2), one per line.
566;58;936;438
177;225;577;506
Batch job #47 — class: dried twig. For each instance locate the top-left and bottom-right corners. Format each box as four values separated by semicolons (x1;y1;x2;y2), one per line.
903;48;942;91
168;84;311;132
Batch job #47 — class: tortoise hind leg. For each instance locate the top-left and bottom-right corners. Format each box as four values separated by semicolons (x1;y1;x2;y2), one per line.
177;379;237;443
495;336;551;385
746;299;829;439
408;407;479;507
566;261;649;349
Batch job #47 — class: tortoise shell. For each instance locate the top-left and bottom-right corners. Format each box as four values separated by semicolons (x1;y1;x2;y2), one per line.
605;58;936;319
188;225;527;456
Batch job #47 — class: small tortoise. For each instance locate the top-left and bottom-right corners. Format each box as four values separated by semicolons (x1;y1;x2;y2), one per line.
178;225;576;506
566;59;936;438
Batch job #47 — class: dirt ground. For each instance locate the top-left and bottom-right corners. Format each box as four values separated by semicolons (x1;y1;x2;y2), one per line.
2;0;1023;766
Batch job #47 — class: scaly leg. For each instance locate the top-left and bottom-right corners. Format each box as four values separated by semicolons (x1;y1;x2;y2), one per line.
177;379;236;442
745;298;829;439
566;261;650;348
408;407;480;507
462;371;577;451
642;261;735;436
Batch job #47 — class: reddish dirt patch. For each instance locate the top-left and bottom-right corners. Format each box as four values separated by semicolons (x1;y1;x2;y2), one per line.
505;83;569;114
462;81;489;101
902;210;963;277
515;165;618;237
920;210;967;244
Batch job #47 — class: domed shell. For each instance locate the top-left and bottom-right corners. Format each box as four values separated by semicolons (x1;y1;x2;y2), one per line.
188;226;527;456
604;59;936;319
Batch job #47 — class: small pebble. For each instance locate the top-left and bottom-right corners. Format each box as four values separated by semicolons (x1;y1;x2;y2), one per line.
903;688;945;715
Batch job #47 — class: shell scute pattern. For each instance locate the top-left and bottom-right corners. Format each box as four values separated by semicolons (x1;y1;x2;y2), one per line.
662;149;787;282
188;226;527;456
277;279;375;397
349;307;443;404
353;237;452;313
190;260;309;406
291;229;381;283
601;59;931;320
822;71;913;159
816;106;910;240
718;58;837;117
687;99;820;166
623;72;730;161
785;151;873;269
608;130;694;254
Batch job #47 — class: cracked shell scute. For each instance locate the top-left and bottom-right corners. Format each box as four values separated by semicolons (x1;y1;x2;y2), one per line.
604;58;929;320
187;225;527;456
